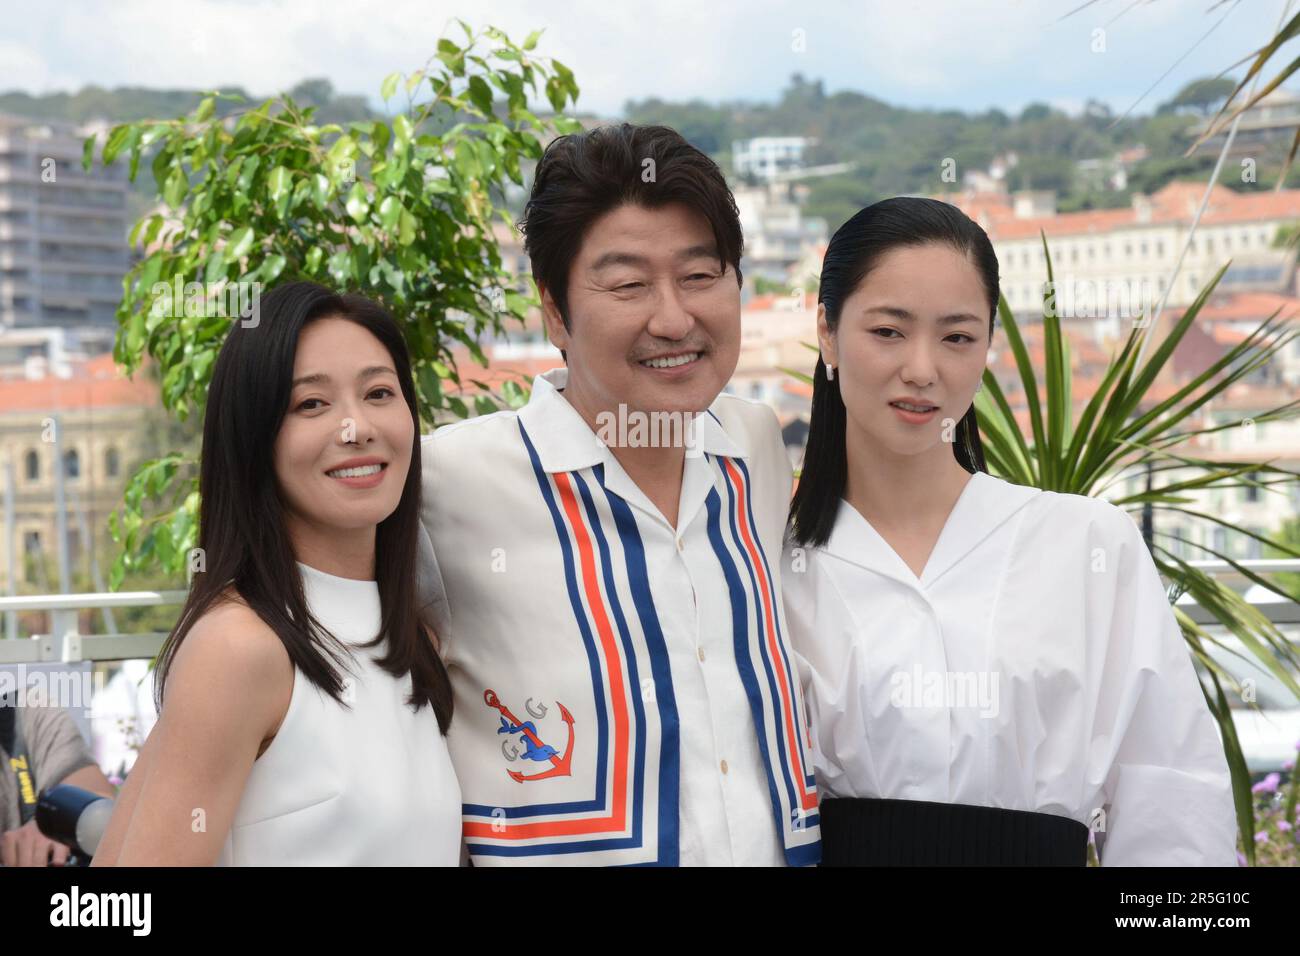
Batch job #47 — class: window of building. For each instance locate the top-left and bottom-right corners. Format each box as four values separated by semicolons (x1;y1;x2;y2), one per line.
24;449;38;482
63;449;79;478
105;447;120;478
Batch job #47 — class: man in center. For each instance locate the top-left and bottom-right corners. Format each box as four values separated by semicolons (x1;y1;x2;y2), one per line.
419;123;821;865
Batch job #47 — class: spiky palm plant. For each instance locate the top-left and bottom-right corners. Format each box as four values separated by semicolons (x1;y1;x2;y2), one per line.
978;241;1300;863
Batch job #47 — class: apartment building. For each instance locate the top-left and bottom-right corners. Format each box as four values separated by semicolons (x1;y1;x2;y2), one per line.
0;112;131;331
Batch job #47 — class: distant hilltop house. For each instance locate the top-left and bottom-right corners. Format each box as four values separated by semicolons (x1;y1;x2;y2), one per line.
732;136;814;183
1187;87;1300;156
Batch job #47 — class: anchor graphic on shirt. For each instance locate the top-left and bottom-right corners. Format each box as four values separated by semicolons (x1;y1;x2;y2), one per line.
485;689;576;783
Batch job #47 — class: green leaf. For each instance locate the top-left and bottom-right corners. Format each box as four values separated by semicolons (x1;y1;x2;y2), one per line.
397;209;417;246
237;154;262;194
468;75;495;115
225;226;255;263
163;169;187;208
380;71;401;101
545;76;566;114
345;183;369;223
378;195;402;229
436;38;464;75
327;249;352;285
311;172;331;206
305;246;324;274
393;114;413;148
260;253;287;283
102;125;132;165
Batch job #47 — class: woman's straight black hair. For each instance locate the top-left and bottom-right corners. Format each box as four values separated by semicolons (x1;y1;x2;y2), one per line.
153;280;454;733
788;197;1000;549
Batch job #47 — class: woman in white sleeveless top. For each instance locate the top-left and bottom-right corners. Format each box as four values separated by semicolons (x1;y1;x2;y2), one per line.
93;282;461;866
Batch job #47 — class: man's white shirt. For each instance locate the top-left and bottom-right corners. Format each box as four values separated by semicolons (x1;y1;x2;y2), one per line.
419;368;821;866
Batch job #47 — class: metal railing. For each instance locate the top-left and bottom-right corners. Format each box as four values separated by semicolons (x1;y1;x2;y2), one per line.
0;589;183;664
0;559;1296;663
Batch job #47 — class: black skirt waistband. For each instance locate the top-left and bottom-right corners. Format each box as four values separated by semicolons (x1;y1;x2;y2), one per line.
819;797;1090;866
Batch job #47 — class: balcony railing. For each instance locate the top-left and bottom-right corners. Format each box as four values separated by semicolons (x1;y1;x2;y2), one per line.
0;559;1296;664
0;589;184;664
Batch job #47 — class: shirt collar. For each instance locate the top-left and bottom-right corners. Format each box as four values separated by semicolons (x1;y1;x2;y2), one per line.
822;471;1042;591
516;367;749;474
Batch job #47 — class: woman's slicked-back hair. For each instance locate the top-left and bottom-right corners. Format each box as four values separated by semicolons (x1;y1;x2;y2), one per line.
519;122;744;326
789;197;1000;549
154;280;454;733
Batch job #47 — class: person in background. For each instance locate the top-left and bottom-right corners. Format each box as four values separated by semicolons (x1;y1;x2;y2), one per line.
2;685;115;866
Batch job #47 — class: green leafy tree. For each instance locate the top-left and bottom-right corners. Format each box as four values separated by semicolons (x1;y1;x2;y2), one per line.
1161;77;1238;116
85;21;581;589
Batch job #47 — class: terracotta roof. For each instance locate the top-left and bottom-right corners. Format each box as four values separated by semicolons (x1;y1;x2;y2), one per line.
744;293;781;311
1171;291;1300;323
949;181;1300;242
0;355;159;414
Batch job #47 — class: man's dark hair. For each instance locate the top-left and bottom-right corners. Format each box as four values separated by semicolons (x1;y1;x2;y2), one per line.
519;123;744;330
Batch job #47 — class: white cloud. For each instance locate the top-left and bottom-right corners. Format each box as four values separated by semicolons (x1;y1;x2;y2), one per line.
0;0;1283;118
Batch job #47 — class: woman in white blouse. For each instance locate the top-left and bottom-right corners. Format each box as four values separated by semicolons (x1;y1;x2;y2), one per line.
783;197;1238;866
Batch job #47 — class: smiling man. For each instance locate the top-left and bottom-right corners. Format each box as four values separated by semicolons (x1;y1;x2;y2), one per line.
418;124;821;866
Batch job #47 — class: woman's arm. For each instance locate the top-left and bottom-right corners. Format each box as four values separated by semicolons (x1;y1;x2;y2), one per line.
91;601;293;866
59;764;116;799
1091;508;1238;866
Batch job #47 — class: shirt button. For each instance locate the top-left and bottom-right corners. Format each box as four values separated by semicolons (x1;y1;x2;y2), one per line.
720;759;729;775
676;537;685;552
697;646;706;663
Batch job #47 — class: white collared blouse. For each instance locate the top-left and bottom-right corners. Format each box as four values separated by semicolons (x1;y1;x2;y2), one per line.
782;471;1238;866
419;368;821;866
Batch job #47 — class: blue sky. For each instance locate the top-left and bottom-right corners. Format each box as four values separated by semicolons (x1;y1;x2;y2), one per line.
0;0;1288;118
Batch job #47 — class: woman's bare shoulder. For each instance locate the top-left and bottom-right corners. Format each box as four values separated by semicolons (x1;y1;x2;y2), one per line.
168;589;293;704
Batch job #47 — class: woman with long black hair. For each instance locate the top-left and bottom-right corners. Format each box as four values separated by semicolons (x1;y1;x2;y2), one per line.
784;197;1236;866
93;281;460;866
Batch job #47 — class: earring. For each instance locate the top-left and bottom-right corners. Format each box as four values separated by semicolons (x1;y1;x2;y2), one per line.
826;364;835;382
